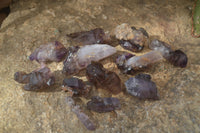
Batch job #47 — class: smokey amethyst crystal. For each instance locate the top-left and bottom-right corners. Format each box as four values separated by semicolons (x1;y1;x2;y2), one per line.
149;39;188;68
115;52;135;74
62;77;90;97
86;62;122;94
67;28;111;45
125;73;159;100
115;51;163;74
167;50;188;68
149;39;173;58
14;67;55;91
66;96;97;130
87;96;121;113
63;44;117;75
29;41;67;64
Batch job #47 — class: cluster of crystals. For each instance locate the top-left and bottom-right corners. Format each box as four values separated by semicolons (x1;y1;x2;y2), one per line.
14;23;188;130
14;41;68;91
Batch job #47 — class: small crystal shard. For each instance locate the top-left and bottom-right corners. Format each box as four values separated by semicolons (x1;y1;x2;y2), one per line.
29;41;67;64
63;44;117;75
86;62;122;94
87;96;121;113
14;67;55;91
62;77;90;97
66;96;97;130
125;74;159;100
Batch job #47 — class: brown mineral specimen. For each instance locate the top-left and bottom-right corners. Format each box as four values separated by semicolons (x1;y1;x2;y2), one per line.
113;23;149;52
86;62;122;94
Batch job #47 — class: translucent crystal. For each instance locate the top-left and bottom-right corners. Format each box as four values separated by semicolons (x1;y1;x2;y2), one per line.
29;41;67;64
63;44;117;75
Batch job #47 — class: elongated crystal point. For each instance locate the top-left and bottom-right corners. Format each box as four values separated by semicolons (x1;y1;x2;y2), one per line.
63;44;117;75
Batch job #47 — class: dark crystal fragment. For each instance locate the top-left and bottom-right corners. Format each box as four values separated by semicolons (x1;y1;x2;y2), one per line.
14;67;55;91
87;96;121;113
86;62;122;94
66;96;97;130
167;50;188;68
62;77;90;96
119;39;143;52
125;74;159;100
67;28;110;45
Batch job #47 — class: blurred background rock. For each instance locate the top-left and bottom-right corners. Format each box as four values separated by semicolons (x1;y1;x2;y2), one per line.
0;0;11;26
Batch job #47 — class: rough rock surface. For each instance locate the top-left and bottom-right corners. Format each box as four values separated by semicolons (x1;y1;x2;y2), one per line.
0;0;200;133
